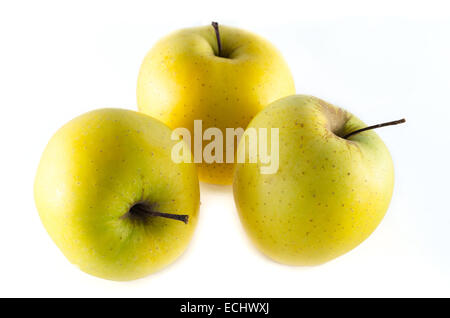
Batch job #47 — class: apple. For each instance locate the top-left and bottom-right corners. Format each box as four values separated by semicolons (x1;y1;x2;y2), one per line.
34;108;200;281
137;22;295;185
233;95;405;265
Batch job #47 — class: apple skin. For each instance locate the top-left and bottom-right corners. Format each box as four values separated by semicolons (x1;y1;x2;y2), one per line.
137;24;295;185
34;109;200;281
233;95;394;265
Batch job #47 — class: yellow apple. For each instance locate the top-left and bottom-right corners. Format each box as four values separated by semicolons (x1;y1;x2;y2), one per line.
34;108;200;281
137;23;295;184
233;95;400;265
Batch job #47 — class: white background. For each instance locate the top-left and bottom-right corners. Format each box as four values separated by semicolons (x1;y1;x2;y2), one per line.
1;0;449;297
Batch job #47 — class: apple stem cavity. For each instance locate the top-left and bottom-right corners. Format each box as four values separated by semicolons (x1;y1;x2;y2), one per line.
127;203;189;224
211;21;223;57
343;118;406;139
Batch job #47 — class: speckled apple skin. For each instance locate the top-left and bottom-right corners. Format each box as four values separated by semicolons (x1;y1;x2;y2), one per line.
233;95;394;265
137;25;295;185
34;109;199;281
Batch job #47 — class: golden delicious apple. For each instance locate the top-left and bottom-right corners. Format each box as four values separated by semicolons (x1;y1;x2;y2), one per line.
34;109;200;280
137;22;295;184
233;95;404;265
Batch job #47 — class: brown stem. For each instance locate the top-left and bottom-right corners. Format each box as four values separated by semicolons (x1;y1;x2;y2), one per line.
132;204;189;224
211;21;222;57
343;118;406;139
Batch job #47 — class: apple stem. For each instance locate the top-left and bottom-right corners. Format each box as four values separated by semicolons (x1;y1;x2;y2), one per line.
343;118;406;139
211;21;223;57
132;204;189;224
